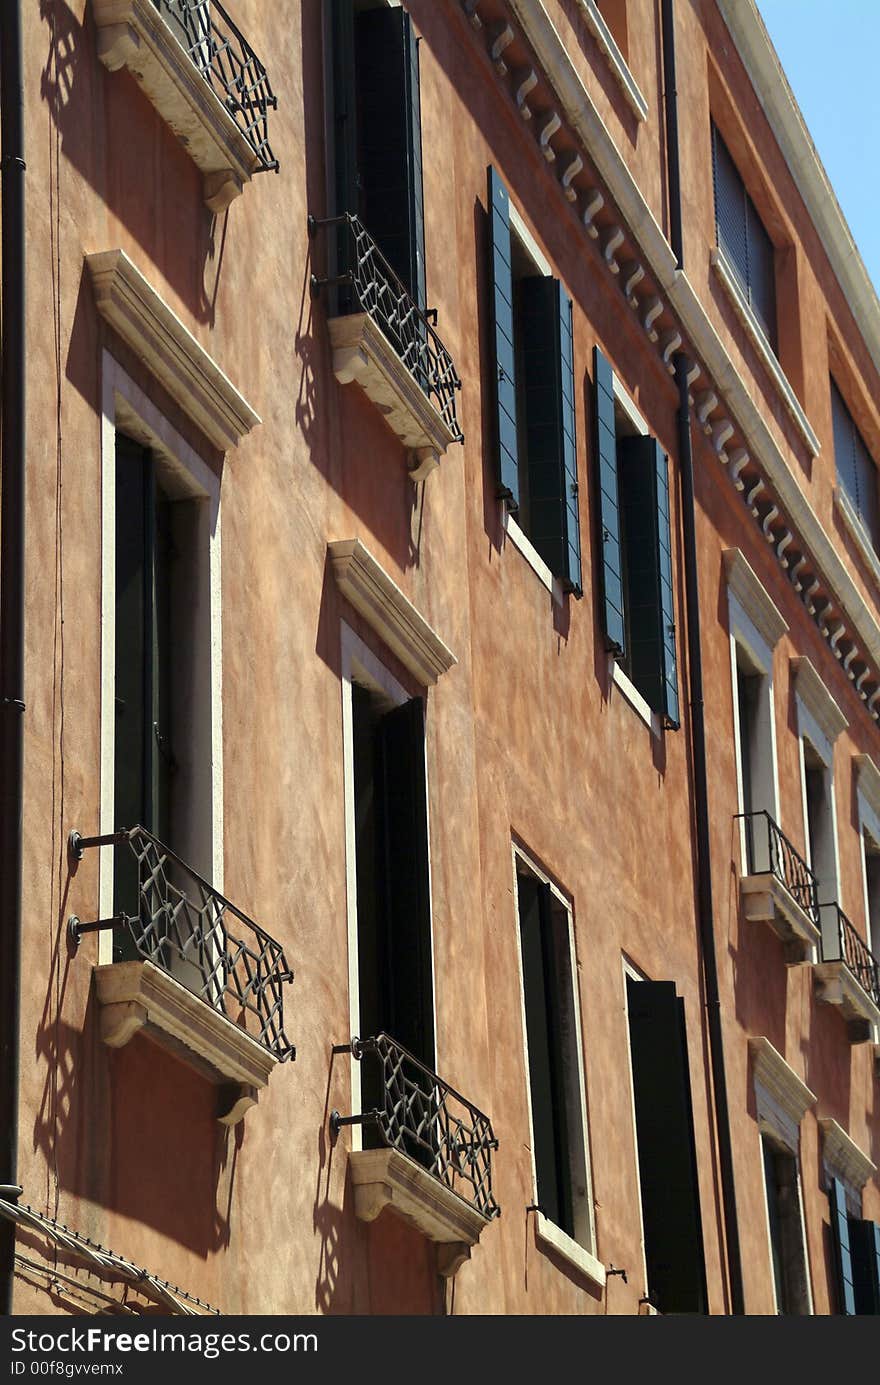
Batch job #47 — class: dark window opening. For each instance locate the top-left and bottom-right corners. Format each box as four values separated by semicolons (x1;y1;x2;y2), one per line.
762;1137;810;1314
711;121;777;353
735;658;762;818
831;377;879;550
803;745;833;903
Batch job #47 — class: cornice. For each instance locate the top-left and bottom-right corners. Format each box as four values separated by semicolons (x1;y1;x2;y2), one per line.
87;249;260;451
723;548;788;651
790;656;848;745
819;1118;877;1192
328;539;457;687
749;1036;816;1126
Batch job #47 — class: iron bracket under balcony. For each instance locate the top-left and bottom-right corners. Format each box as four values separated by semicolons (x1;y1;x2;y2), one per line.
813;903;880;1043
92;0;279;212
331;1035;498;1277
68;827;294;1124
309;215;464;481
736;811;821;962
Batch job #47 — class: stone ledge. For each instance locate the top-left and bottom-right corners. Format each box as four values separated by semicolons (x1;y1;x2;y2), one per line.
88;249;260;451
92;0;261;211
327;313;458;478
813;960;880;1040
94;959;277;1123
348;1147;491;1267
740;873;820;962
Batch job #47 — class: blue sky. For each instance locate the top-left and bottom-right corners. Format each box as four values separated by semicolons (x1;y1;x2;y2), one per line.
755;1;880;297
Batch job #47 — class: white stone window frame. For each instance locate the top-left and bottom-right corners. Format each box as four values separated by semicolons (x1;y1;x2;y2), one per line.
512;844;604;1289
339;621;439;1148
749;1036;815;1316
791;658;844;928
724;549;786;872
98;351;224;963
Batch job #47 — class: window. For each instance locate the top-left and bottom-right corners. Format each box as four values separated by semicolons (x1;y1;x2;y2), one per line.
711;122;777;352
328;0;426;309
487;168;583;596
762;1136;811;1315
514;853;598;1270
800;743;837;905
625;975;707;1314
831;377;879;550
593;348;680;726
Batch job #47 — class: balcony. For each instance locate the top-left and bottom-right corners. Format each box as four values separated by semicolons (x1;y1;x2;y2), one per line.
736;810;820;961
68;826;294;1123
93;0;278;211
331;1034;499;1276
308;214;464;480
814;903;880;1041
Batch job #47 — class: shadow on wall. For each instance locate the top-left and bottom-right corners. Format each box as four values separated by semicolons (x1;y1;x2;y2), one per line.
40;0;224;328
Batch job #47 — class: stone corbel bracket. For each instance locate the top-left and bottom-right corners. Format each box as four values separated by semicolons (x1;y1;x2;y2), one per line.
87;248;260;451
92;0;266;212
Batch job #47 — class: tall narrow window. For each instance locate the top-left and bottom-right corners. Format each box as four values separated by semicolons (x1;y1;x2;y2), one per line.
801;744;837;905
515;856;595;1256
711;121;777;352
831;377;879;550
762;1136;811;1315
862;832;880;956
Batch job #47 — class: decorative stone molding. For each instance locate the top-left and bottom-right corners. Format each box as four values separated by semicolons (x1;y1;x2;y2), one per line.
87;249;260;451
723;548;789;650
573;0;648;122
813;959;880;1040
854;754;880;823
327;314;459;479
348;1148;490;1271
94;960;277;1124
791;657;848;745
819;1118;877;1193
710;249;819;459
749;1036;816;1153
328;538;457;686
739;874;820;963
92;0;266;211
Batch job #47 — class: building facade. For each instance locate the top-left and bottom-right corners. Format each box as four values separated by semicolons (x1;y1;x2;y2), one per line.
1;0;879;1316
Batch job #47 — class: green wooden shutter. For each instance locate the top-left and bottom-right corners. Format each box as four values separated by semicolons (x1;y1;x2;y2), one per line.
518;277;583;595
849;1218;880;1315
829;1178;857;1315
354;7;426;310
375;697;435;1070
487;166;520;510
626;978;707;1314
618;436;679;725
592;347;625;653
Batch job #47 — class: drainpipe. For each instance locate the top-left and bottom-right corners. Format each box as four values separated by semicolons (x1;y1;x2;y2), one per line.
662;0;745;1316
0;0;27;1317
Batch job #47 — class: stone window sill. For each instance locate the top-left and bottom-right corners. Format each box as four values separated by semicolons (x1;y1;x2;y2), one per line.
574;1;648;122
534;1212;606;1289
94;959;279;1123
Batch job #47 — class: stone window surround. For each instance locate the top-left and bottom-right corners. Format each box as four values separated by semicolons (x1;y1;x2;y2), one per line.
819;1117;877;1217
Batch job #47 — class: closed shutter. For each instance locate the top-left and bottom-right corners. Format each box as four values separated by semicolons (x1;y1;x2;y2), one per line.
850;1218;880;1315
746;199;777;352
518;277;583;594
831;378;879;548
374;697;435;1070
354;6;426;309
711;123;748;297
828;1178;857;1315
618;436;679;725
626;978;707;1314
487;167;520;510
592;347;625;653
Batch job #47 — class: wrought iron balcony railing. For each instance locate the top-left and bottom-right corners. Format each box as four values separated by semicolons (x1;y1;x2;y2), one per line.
819;902;880;1010
308;213;464;444
735;810;819;923
331;1034;500;1222
68;826;294;1062
154;0;278;173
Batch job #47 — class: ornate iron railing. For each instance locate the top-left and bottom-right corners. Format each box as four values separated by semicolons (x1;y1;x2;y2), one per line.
736;810;819;922
68;826;294;1061
819;903;880;1009
154;0;278;173
331;1034;499;1221
308;213;464;443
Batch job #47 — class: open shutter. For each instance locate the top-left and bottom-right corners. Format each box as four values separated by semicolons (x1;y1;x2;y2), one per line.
626;979;707;1314
518;278;583;594
487;167;520;510
354;6;426;309
849;1218;880;1315
593;347;625;653
828;1178;857;1315
618;436;679;725
375;697;435;1070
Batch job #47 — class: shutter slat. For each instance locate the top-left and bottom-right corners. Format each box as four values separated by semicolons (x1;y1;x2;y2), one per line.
828;1178;857;1315
488;167;520;509
593;347;625;653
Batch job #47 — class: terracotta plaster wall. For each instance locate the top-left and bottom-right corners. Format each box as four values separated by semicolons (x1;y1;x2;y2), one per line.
9;0;880;1318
